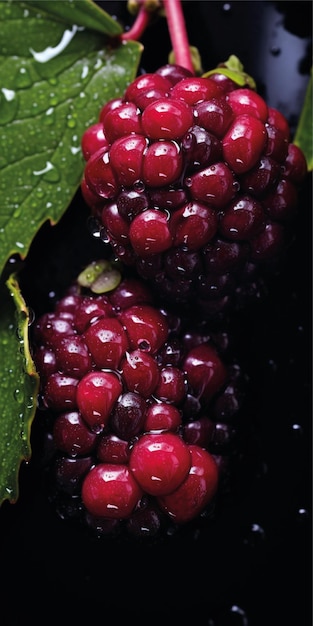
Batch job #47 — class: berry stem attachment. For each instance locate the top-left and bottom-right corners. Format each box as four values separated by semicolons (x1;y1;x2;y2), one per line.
163;0;194;74
121;3;154;41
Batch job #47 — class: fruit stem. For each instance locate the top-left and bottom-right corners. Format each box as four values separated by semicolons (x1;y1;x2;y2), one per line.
121;3;153;41
163;0;194;74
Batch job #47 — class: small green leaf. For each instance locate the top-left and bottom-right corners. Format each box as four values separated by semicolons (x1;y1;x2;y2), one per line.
0;274;39;505
294;72;313;171
25;0;123;36
78;259;122;293
0;0;143;278
203;55;256;89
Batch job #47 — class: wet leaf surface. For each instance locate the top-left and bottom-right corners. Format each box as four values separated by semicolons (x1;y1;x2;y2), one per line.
0;274;39;503
0;0;142;276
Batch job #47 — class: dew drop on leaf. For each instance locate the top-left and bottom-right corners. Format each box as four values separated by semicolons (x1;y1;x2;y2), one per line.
43;107;56;126
15;66;33;89
33;161;60;183
0;88;19;124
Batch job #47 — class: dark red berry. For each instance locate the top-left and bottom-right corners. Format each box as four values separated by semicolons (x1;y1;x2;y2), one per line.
81;123;110;161
97;433;130;464
144;402;182;432
81;463;143;519
170;76;223;104
141;97;193;140
129;209;173;256
52;411;98;456
157;445;219;523
219;195;265;241
76;371;123;432
129;432;191;496
109;134;148;186
84;317;129;369
103;101;142;143
222;114;267;174
110;391;147;440
142;140;183;187
227;88;268;121
183;343;228;402
121;349;160;397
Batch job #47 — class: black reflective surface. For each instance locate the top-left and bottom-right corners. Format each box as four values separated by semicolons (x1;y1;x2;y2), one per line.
0;3;311;625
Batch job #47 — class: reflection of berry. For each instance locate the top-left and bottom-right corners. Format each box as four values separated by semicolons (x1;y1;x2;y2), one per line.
81;64;307;318
32;263;246;538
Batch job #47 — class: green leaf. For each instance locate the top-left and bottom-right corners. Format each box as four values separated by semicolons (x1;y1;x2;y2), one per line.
0;0;143;278
294;72;313;171
0;274;39;505
25;0;123;36
203;55;256;89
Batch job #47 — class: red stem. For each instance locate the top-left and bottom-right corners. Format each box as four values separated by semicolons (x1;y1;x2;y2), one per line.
163;0;194;73
121;4;152;41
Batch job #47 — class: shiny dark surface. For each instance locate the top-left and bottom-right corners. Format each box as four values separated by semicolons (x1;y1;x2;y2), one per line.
0;3;311;625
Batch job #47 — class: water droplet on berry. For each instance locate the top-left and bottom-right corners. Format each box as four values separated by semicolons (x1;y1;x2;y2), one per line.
100;227;110;244
133;180;146;193
138;340;151;351
87;216;101;238
0;88;18;124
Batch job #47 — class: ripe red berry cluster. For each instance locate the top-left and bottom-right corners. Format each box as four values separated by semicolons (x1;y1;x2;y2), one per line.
32;266;245;538
81;63;307;317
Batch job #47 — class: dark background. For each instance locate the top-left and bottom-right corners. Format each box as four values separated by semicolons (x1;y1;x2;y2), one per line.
0;3;311;625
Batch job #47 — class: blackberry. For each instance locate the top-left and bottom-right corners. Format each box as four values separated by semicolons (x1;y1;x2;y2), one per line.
32;261;246;539
80;63;307;318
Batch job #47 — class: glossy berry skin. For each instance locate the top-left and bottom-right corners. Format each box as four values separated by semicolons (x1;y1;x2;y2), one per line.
183;344;228;402
157;445;219;523
118;304;168;353
81;123;110;160
97;433;130;464
81;463;143;518
222;114;267;174
129;432;191;496
84;317;129;369
33;266;246;537
144;402;182;432
52;411;98;456
76;371;123;432
141;98;193;140
80;64;307;317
